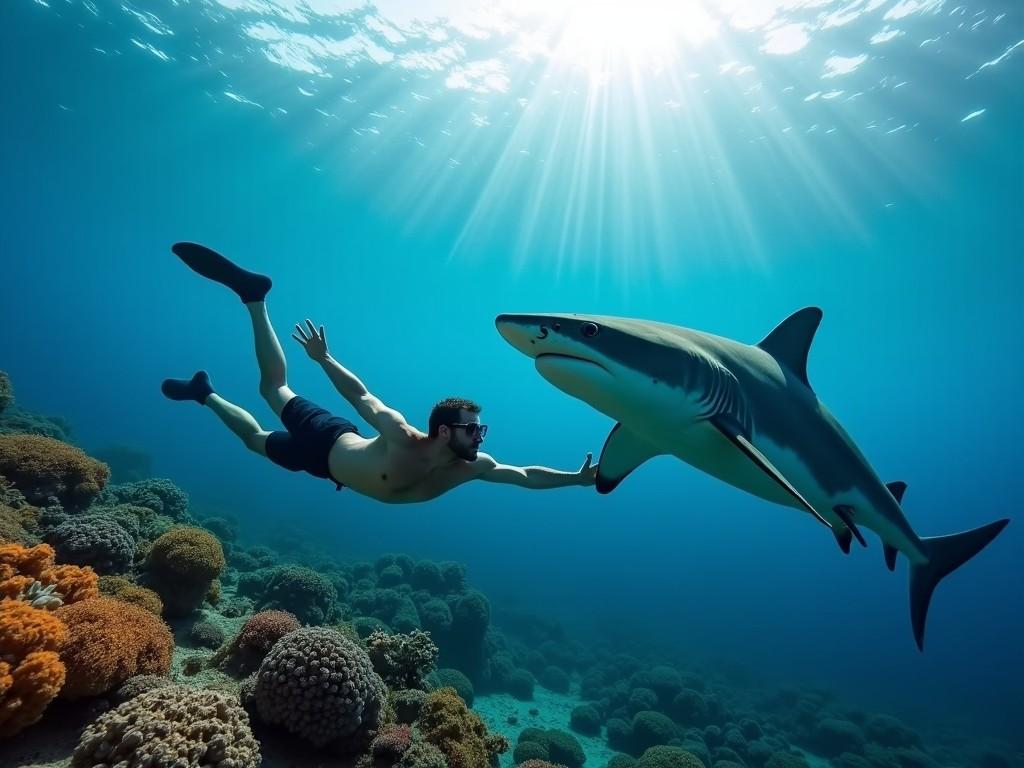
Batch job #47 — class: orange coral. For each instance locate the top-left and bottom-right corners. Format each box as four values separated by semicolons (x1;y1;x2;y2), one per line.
55;597;173;699
0;434;110;510
0;600;68;738
0;543;98;604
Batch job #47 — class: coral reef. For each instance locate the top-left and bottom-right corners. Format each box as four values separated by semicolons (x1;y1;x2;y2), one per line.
55;596;174;699
0;542;99;605
97;575;163;615
0;599;67;737
95;478;189;521
216;609;301;675
72;685;260;767
256;564;338;625
0;372;11;414
418;686;509;768
46;515;135;574
426;667;475;706
251;627;387;750
144;526;225;616
0;434;109;510
190;619;225;649
367;628;439;690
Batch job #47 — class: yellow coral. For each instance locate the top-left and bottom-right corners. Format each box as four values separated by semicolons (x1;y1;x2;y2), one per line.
0;600;68;738
0;434;110;510
0;543;98;605
55;597;173;699
98;575;163;615
418;687;508;768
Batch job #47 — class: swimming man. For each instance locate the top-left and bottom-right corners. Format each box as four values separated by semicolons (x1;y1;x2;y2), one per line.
161;243;597;502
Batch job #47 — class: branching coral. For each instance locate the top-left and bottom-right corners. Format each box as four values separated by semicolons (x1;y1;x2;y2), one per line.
0;543;99;606
55;597;174;699
72;685;260;767
0;435;109;510
417;686;509;768
252;627;387;750
0;599;68;737
367;628;439;689
144;526;224;616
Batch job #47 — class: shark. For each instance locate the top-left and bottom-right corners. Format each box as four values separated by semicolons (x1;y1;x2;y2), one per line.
494;308;1009;650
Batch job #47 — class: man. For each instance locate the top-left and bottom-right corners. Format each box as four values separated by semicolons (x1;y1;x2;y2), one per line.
161;242;597;503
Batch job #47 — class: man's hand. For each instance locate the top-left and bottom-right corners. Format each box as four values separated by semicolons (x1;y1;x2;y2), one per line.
577;452;598;486
292;319;329;362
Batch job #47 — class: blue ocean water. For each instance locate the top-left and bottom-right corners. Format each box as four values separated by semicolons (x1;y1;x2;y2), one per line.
1;0;1021;755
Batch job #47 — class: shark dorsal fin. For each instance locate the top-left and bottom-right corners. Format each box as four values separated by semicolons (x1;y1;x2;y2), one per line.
757;307;823;389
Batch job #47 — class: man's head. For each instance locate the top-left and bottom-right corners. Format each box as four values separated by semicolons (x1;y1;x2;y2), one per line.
429;397;486;461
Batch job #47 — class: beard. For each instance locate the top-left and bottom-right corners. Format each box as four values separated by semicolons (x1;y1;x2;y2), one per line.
450;442;478;461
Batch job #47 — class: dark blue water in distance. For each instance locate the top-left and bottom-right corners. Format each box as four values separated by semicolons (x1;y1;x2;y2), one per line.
1;0;1022;757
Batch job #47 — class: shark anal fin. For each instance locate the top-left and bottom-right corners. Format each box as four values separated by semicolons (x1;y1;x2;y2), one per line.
756;307;822;389
595;423;662;494
884;543;898;571
833;505;867;548
886;481;907;504
710;415;831;530
834;527;853;554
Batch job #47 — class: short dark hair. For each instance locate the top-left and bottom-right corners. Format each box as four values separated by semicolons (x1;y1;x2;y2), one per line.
429;397;481;438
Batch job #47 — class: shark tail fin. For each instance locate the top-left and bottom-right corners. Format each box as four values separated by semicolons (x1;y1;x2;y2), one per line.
909;518;1009;651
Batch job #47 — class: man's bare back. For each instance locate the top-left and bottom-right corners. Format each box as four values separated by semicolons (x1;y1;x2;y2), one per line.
161;241;597;502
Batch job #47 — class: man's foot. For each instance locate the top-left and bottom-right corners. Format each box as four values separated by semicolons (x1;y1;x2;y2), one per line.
161;371;214;404
171;242;272;303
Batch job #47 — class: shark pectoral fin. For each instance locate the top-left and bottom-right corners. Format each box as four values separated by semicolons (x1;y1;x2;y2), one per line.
710;415;832;530
884;543;899;571
595;423;662;494
834;505;867;548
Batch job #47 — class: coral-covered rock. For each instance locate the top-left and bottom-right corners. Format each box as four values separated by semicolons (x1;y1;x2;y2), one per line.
47;516;135;575
0;542;98;606
427;667;474;705
0;480;41;546
0;372;12;414
0;600;67;737
111;673;174;704
0;435;109;510
632;711;677;753
144;526;224;616
55;597;174;699
418;686;510;768
95;478;189;521
257;564;337;625
252;627;386;750
372;723;414;762
190;619;225;649
368;628;439;690
97;575;163;615
390;688;428;725
400;739;448;768
570;704;602;735
636;746;704;768
219;609;300;675
72;685;260;767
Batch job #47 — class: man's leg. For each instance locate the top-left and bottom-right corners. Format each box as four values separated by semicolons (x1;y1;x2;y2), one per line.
161;372;270;455
247;301;296;417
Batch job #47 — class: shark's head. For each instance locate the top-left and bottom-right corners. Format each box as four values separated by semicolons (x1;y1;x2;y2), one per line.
495;312;708;429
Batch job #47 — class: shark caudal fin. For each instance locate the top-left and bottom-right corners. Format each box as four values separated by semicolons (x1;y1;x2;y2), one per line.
909;518;1010;651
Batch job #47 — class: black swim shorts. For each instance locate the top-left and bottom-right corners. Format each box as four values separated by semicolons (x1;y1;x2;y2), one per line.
265;396;359;489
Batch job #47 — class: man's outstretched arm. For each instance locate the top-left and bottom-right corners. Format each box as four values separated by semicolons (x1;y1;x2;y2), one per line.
475;452;597;489
292;319;411;439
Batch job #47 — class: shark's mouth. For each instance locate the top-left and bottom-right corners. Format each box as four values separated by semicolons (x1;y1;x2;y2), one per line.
535;353;609;374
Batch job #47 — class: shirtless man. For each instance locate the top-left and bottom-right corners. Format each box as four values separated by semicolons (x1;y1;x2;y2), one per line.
161;242;597;502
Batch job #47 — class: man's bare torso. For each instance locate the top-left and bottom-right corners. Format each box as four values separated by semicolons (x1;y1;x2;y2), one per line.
327;427;478;503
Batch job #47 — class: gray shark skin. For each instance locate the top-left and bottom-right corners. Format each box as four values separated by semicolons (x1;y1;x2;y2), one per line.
495;309;1009;650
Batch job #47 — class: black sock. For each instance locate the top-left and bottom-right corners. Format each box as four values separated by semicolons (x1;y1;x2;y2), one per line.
161;371;214;404
171;242;272;303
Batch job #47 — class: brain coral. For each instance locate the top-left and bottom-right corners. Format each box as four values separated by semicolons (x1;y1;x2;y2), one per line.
418;687;509;768
72;685;260;768
252;627;387;750
0;434;110;510
55;597;174;699
0;600;67;737
145;526;225;616
47;516;135;575
257;564;337;625
0;543;99;606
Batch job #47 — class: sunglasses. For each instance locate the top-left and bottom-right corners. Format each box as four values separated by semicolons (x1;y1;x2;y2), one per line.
450;422;488;438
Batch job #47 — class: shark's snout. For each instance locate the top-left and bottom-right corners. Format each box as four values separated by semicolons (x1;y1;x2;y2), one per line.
495;313;548;358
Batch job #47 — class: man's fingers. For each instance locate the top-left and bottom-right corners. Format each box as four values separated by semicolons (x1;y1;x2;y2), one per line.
291;333;307;347
305;319;317;338
319;325;326;343
294;323;309;341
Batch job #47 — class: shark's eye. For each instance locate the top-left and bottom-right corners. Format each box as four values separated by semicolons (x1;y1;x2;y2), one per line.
580;322;600;338
552;322;560;331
